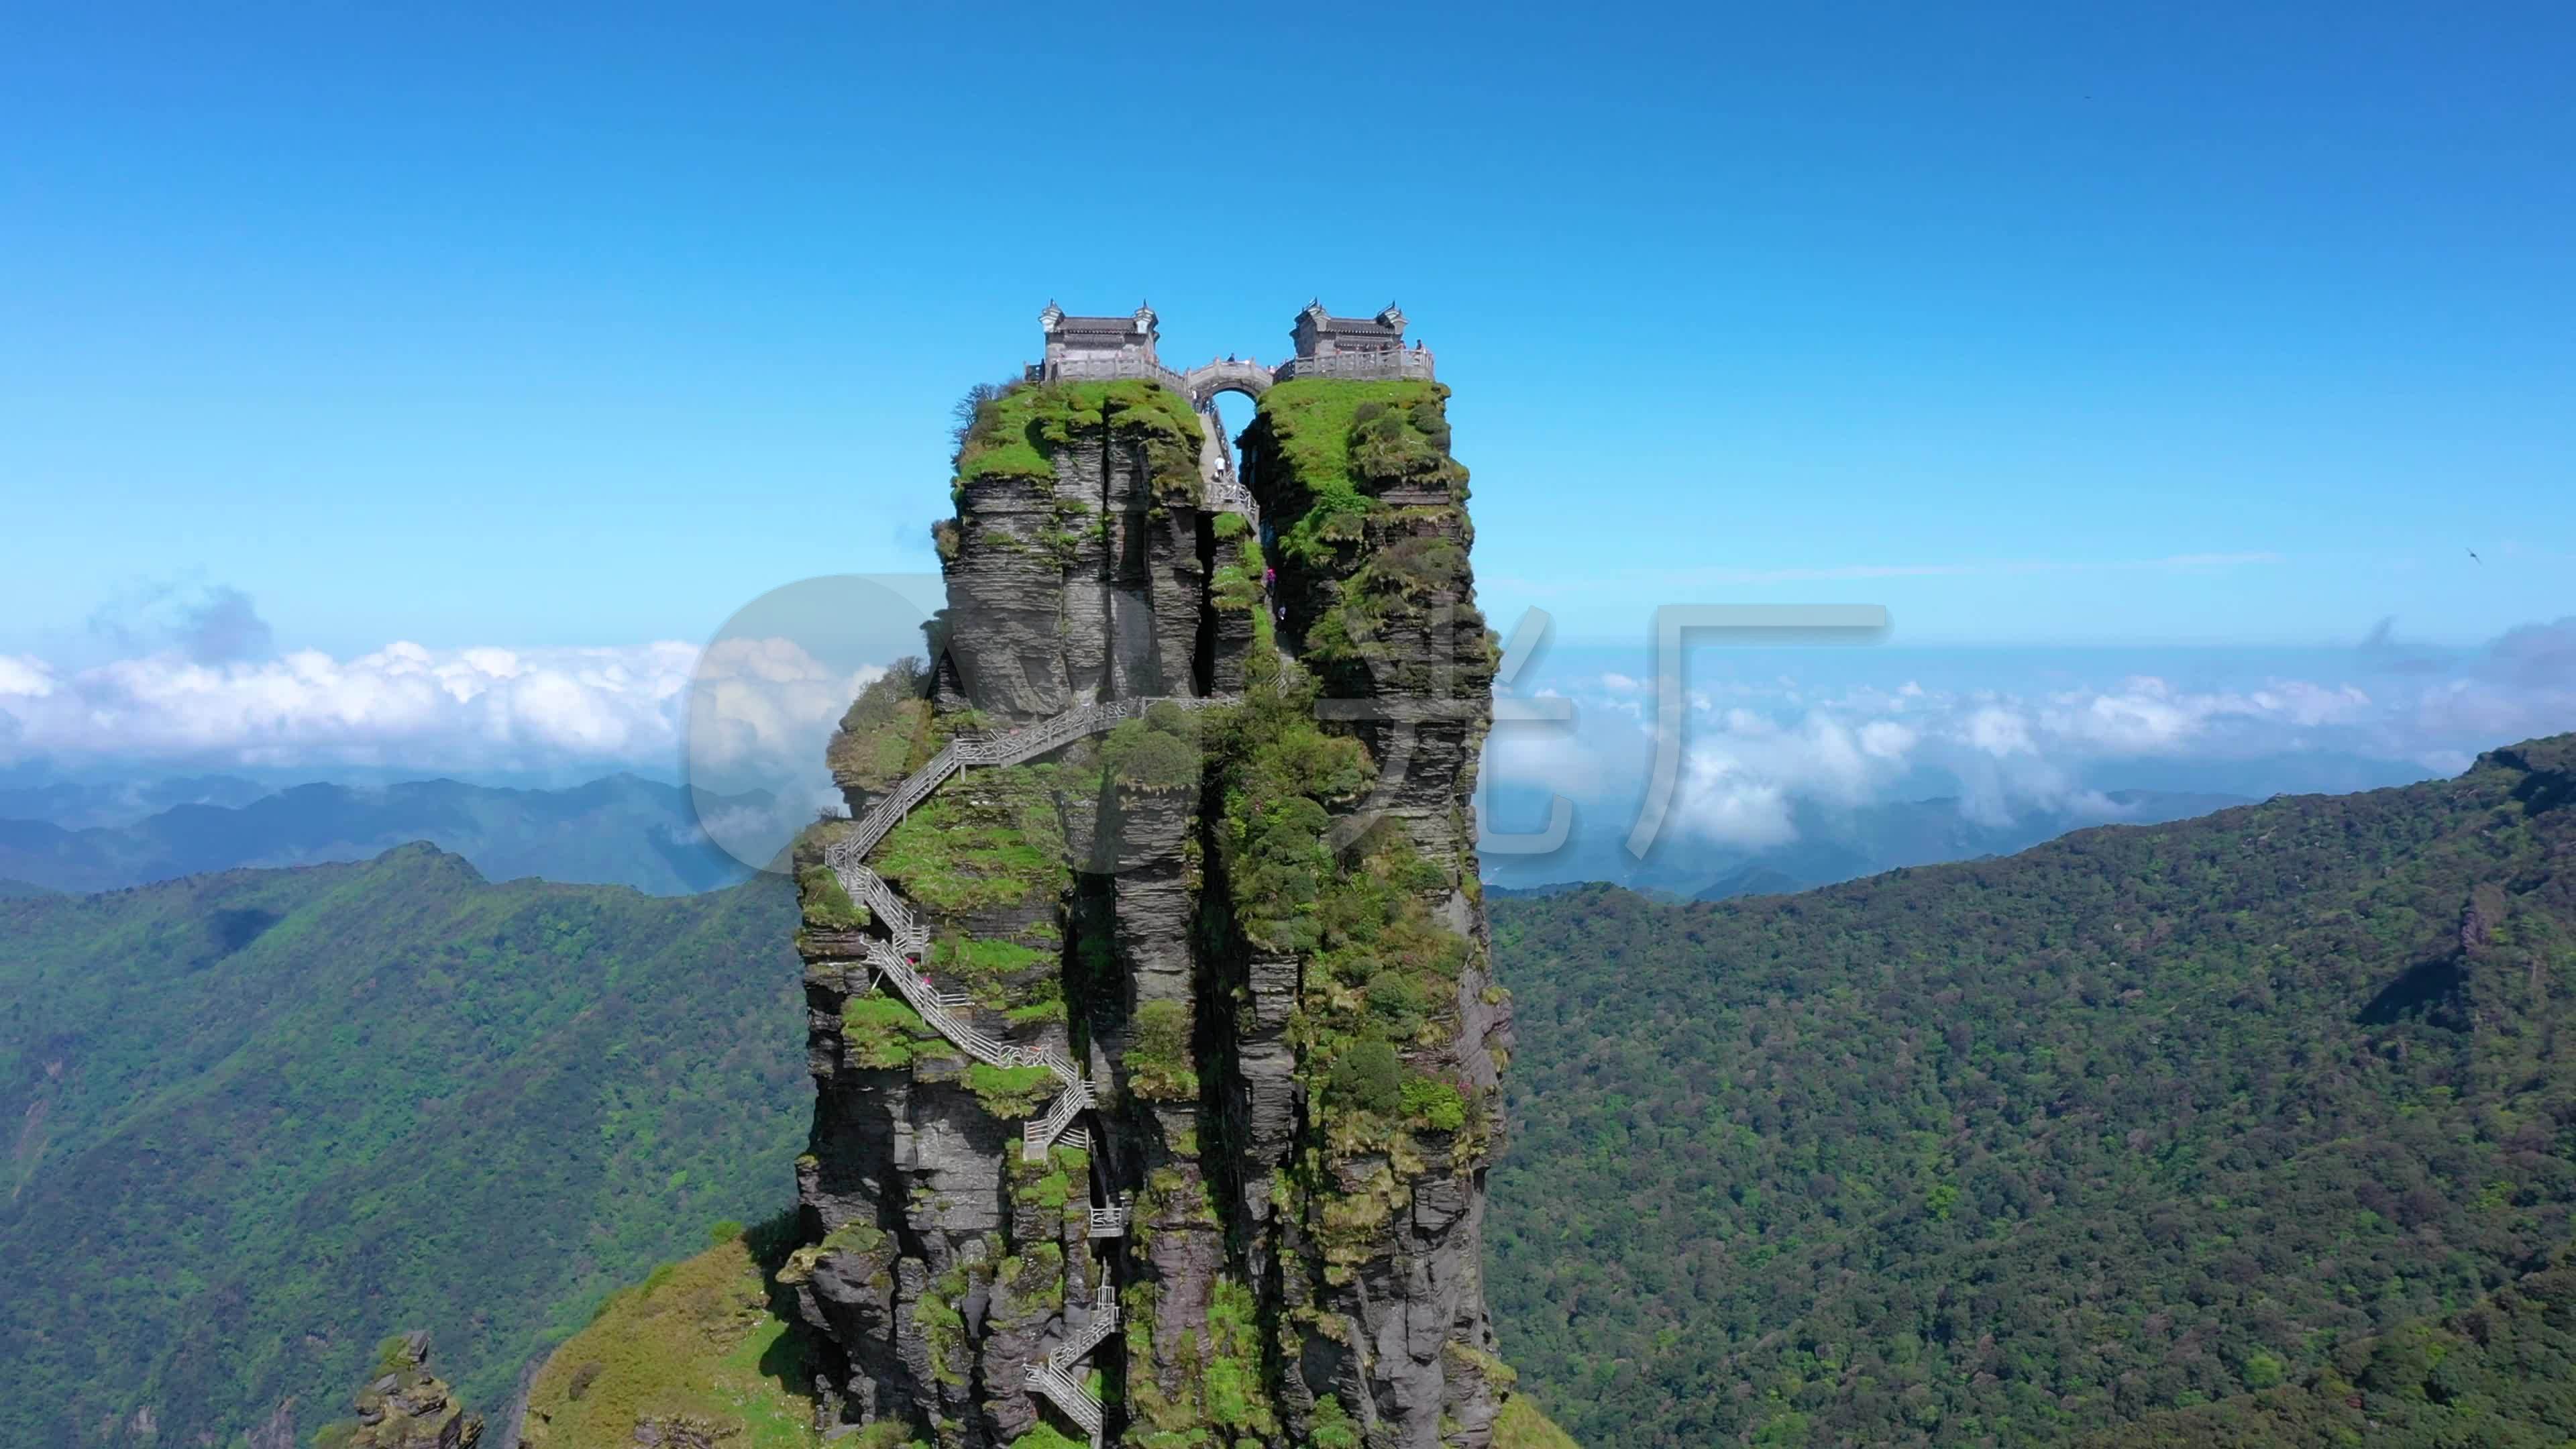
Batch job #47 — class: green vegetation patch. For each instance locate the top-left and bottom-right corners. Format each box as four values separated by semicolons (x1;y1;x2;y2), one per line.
1248;378;1454;568
1203;666;1480;1160
1005;1142;1091;1221
841;992;938;1070
964;1062;1059;1118
1123;1276;1278;1444
2087;1250;2576;1447
916;1262;985;1389
1209;511;1264;613
1124;998;1199;1101
1326;1039;1401;1116
1206;677;1373;953
0;850;811;1448
1399;1073;1467;1132
1245;380;1484;697
873;763;1069;919
517;1236;822;1449
825;659;934;796
1492;1396;1580;1449
795;865;869;933
1099;701;1205;794
954;380;1204;491
924;929;1061;1016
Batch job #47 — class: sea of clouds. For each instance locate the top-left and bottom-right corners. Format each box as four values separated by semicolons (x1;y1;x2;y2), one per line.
1483;616;2576;853
4;588;2570;863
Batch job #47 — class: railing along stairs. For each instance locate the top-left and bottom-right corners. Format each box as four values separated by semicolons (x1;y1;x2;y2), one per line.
820;696;1236;1442
1023;1283;1122;1446
820;696;1229;1162
1087;1191;1134;1239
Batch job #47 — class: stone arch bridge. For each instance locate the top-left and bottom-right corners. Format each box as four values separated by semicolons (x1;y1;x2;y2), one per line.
1179;358;1272;407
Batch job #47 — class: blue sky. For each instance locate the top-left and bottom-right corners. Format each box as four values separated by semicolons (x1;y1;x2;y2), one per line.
1;1;2571;806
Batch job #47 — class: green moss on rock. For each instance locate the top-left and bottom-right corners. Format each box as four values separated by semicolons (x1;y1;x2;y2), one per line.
873;763;1069;919
841;993;936;1070
1248;378;1455;568
796;865;869;932
964;1062;1057;1118
954;380;1205;492
1124;998;1199;1101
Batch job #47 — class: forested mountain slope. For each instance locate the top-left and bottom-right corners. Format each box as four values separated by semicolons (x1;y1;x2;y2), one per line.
2082;1248;2576;1446
0;846;809;1448
1486;735;2576;1447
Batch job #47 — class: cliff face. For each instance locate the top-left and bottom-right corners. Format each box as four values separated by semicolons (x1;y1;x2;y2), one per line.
790;372;1511;1448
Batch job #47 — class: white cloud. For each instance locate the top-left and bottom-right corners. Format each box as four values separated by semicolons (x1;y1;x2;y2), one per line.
1665;711;1919;845
0;628;930;788
1965;704;2037;757
0;655;56;698
0;640;702;769
1858;720;1916;759
1486;613;2576;853
686;637;881;774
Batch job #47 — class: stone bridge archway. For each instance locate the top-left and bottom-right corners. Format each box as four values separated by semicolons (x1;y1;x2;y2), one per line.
1180;358;1273;409
1178;361;1270;514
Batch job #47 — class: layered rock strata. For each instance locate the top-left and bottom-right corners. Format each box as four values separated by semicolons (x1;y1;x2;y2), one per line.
788;372;1512;1448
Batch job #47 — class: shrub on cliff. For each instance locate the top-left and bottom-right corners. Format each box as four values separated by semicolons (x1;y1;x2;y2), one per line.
795;865;867;932
1327;1040;1401;1116
826;658;931;796
840;994;933;1069
1124;998;1199;1100
1099;704;1201;793
964;1063;1057;1116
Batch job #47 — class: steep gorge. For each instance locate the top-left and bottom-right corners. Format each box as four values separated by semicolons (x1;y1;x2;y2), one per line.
782;372;1517;1448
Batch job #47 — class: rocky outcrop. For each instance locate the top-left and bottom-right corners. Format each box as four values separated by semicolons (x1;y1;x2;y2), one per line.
1233;379;1511;1446
790;368;1513;1447
935;382;1208;722
331;1332;483;1449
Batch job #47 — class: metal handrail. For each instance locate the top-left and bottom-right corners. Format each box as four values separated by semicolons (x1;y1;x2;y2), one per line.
818;691;1246;1442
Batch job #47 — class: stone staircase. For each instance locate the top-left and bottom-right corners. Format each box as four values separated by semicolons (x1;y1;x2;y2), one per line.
1022;1283;1122;1446
821;695;1230;1443
822;696;1228;1146
1193;398;1260;523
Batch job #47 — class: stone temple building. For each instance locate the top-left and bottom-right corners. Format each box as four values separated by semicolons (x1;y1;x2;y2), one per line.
1290;301;1407;360
1036;302;1162;381
1029;301;1436;389
1279;301;1434;381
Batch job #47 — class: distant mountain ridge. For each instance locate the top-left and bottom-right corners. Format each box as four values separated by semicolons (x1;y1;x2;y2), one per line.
0;772;2247;903
0;772;275;830
1485;786;2249;899
0;773;762;896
